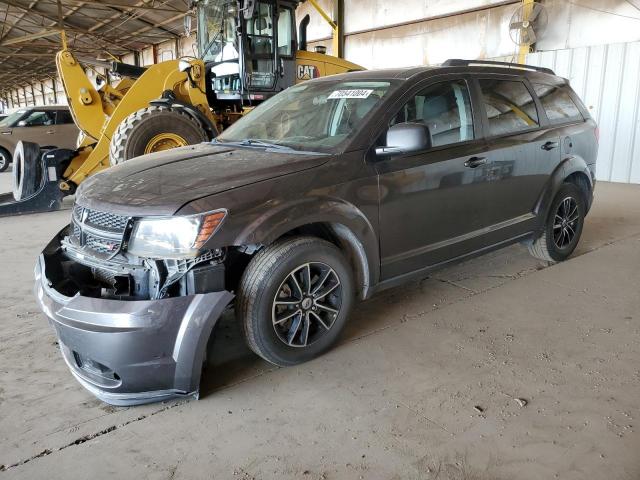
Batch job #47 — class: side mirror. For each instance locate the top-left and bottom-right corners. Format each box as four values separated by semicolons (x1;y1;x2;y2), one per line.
375;122;431;157
17;120;27;127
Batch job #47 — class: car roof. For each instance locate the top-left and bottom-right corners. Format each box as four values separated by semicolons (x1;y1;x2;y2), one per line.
16;105;68;111
316;60;566;86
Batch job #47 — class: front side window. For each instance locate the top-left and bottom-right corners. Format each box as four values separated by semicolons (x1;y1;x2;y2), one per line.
218;80;395;152
21;111;55;127
478;79;539;136
198;0;239;62
532;83;583;123
277;8;293;57
390;80;474;148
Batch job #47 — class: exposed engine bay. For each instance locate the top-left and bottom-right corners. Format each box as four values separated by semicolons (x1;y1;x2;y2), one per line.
45;204;232;301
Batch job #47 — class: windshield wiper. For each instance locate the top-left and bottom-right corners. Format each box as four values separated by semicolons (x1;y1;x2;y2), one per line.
211;138;327;156
213;138;294;150
239;139;295;150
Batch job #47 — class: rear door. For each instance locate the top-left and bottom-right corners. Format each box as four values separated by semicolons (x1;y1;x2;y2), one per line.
472;75;560;241
54;109;79;149
376;76;494;279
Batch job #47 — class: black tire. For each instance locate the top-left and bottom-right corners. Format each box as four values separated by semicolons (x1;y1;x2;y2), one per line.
0;147;11;172
529;183;586;263
12;141;42;201
109;106;208;166
237;236;355;367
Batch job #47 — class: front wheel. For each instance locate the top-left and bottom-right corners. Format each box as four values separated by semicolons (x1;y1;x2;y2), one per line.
236;237;354;367
529;183;586;263
0;147;11;172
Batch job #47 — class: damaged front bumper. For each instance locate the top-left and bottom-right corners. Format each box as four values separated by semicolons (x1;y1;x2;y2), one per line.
35;253;234;406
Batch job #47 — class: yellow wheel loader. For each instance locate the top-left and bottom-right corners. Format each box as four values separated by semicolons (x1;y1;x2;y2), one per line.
0;0;362;216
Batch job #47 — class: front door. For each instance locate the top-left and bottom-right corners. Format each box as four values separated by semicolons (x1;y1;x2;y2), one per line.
54;109;79;150
13;110;58;147
244;1;277;91
376;78;494;280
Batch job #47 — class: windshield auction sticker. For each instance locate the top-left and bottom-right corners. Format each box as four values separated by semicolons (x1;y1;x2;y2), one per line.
328;89;374;99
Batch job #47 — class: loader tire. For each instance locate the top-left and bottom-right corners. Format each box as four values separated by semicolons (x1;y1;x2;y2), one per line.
12;141;42;201
109;106;208;166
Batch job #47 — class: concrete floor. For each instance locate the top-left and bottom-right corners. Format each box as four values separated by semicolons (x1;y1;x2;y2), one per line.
0;169;639;480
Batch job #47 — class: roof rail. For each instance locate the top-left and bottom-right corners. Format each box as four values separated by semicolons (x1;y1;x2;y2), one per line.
442;59;555;75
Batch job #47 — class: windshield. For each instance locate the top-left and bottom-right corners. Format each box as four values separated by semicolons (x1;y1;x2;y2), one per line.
217;80;395;153
198;0;239;63
0;110;26;128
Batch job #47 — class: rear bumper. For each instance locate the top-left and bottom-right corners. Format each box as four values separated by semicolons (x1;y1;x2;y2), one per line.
35;254;233;406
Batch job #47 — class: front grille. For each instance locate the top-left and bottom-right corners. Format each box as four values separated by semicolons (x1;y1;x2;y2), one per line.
70;204;130;256
85;232;122;254
85;210;128;233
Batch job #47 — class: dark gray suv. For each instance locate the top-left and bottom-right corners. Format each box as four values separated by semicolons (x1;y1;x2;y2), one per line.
35;60;598;405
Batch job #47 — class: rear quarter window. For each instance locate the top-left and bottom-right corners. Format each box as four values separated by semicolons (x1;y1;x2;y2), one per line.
532;83;584;123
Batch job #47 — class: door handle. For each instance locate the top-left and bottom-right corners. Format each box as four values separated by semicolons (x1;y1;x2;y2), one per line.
46;130;55;134
541;141;559;151
1;131;11;135
464;156;487;168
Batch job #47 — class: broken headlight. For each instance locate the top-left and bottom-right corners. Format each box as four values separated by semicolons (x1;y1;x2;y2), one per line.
127;209;227;259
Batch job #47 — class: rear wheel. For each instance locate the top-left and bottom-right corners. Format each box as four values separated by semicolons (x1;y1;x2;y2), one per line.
109;106;208;166
12;141;42;201
528;183;585;263
237;237;354;367
0;147;11;172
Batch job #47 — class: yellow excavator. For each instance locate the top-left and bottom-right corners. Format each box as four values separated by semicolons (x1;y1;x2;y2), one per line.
1;0;362;216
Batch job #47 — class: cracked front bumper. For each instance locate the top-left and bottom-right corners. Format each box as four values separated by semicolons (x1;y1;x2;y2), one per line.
35;254;234;406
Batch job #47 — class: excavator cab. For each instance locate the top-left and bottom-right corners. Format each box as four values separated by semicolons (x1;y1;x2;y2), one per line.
197;0;298;111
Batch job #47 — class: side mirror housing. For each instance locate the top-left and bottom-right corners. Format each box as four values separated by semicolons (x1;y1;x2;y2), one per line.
17;120;27;127
375;122;431;157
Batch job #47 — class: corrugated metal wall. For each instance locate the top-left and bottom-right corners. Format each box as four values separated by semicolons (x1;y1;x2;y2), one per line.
525;42;640;184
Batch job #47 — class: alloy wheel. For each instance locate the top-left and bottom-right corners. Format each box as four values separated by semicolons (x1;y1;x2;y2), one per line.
272;262;342;348
553;196;579;249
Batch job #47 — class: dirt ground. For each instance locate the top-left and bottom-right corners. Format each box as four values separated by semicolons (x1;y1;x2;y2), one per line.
0;169;639;480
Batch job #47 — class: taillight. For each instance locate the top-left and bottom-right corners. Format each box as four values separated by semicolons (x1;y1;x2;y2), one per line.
594;126;600;144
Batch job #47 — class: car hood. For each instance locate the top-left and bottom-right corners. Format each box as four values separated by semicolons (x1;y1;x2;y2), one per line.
76;143;330;215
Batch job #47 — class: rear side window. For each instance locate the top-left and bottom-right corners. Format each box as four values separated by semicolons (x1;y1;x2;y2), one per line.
390;80;474;148
532;83;583;123
478;79;539;137
56;110;74;124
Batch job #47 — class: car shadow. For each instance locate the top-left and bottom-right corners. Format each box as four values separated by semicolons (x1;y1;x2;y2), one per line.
198;279;433;399
199;310;274;397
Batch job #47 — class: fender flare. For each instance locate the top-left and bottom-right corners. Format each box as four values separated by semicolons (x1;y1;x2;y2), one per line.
534;154;594;234
173;290;234;394
231;197;380;299
150;90;218;140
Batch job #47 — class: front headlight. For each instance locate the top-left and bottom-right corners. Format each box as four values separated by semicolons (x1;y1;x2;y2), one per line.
127;209;227;259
